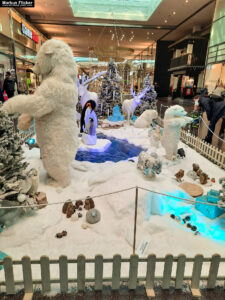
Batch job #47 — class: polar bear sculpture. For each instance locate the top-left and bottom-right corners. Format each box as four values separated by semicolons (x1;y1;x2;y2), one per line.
2;39;79;187
134;109;158;128
161;105;192;160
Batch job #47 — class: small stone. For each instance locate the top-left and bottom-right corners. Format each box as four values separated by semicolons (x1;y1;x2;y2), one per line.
71;214;79;222
191;226;197;232
55;230;67;238
86;208;101;224
185;216;191;221
187;170;198;181
81;222;89;229
78;213;82;218
170;214;175;219
17;194;27;203
187;223;192;228
78;206;82;211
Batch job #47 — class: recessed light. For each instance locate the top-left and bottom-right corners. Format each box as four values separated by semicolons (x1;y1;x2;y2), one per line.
185;0;188;3
151;32;154;35
164;19;168;23
147;32;150;35
173;11;176;15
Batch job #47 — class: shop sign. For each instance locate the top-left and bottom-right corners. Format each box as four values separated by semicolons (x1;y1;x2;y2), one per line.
21;23;39;43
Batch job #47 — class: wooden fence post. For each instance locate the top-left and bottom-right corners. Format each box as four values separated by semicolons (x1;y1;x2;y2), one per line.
95;255;103;291
40;256;51;293
59;255;68;293
3;257;15;295
77;255;85;293
128;255;139;290
191;254;203;297
162;255;173;290
207;254;221;289
22;256;33;295
175;254;186;289
112;255;121;291
146;254;156;297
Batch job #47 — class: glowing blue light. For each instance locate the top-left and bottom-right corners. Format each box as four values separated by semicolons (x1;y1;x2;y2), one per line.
74;57;98;63
147;189;225;243
28;138;35;145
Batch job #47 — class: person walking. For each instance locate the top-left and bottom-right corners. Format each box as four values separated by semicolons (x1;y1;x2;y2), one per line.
3;71;16;99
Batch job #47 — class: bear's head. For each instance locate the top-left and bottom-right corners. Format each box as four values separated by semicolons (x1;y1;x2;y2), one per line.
164;105;187;118
144;109;158;121
33;39;77;79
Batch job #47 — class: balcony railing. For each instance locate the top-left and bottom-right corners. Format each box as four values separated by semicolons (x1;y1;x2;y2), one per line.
169;53;205;71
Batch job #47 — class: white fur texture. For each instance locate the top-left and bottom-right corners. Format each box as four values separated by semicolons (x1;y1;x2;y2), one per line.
161;105;192;160
122;97;140;122
134;110;158;128
3;39;79;187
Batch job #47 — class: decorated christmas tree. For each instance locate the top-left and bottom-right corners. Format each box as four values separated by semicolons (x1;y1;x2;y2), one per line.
98;59;122;116
0;105;39;227
135;74;157;115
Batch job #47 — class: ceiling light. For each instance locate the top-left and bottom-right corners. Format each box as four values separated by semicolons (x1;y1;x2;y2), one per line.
147;32;150;35
185;0;188;3
152;32;154;35
164;19;167;23
173;11;176;15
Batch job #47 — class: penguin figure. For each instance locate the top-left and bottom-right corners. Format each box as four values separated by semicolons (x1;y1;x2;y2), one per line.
80;100;96;133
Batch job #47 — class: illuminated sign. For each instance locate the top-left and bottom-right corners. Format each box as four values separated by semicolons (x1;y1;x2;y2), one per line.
21;23;39;43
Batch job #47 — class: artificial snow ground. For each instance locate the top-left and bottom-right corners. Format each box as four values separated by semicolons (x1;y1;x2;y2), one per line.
1;124;225;283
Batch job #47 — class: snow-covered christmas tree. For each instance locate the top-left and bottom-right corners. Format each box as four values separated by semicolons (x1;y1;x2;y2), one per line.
98;59;122;116
135;74;157;115
0;105;39;226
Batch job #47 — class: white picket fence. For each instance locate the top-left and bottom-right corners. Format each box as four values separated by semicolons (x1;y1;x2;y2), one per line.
180;130;225;169
0;254;224;297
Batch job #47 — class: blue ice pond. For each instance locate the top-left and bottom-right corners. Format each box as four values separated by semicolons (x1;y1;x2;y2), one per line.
75;133;145;163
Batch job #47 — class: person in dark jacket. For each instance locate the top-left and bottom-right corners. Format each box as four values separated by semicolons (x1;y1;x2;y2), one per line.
3;71;15;99
198;92;225;143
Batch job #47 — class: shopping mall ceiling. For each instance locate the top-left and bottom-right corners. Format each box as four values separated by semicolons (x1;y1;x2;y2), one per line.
17;0;216;62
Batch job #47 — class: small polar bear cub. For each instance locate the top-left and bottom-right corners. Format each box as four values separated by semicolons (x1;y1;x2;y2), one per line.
2;39;79;187
161;105;192;160
134;109;158;128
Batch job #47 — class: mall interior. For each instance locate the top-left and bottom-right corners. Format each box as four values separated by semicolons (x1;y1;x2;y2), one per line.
0;1;225;299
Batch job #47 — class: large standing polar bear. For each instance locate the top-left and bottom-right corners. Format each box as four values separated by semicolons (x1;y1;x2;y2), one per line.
2;39;79;187
161;105;192;160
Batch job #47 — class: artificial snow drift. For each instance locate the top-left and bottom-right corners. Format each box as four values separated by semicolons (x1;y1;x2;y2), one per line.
0;124;225;281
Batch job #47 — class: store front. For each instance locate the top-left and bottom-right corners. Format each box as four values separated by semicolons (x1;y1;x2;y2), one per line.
0;8;46;95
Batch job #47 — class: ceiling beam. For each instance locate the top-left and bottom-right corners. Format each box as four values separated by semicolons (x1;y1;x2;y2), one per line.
29;19;175;30
158;0;216;41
